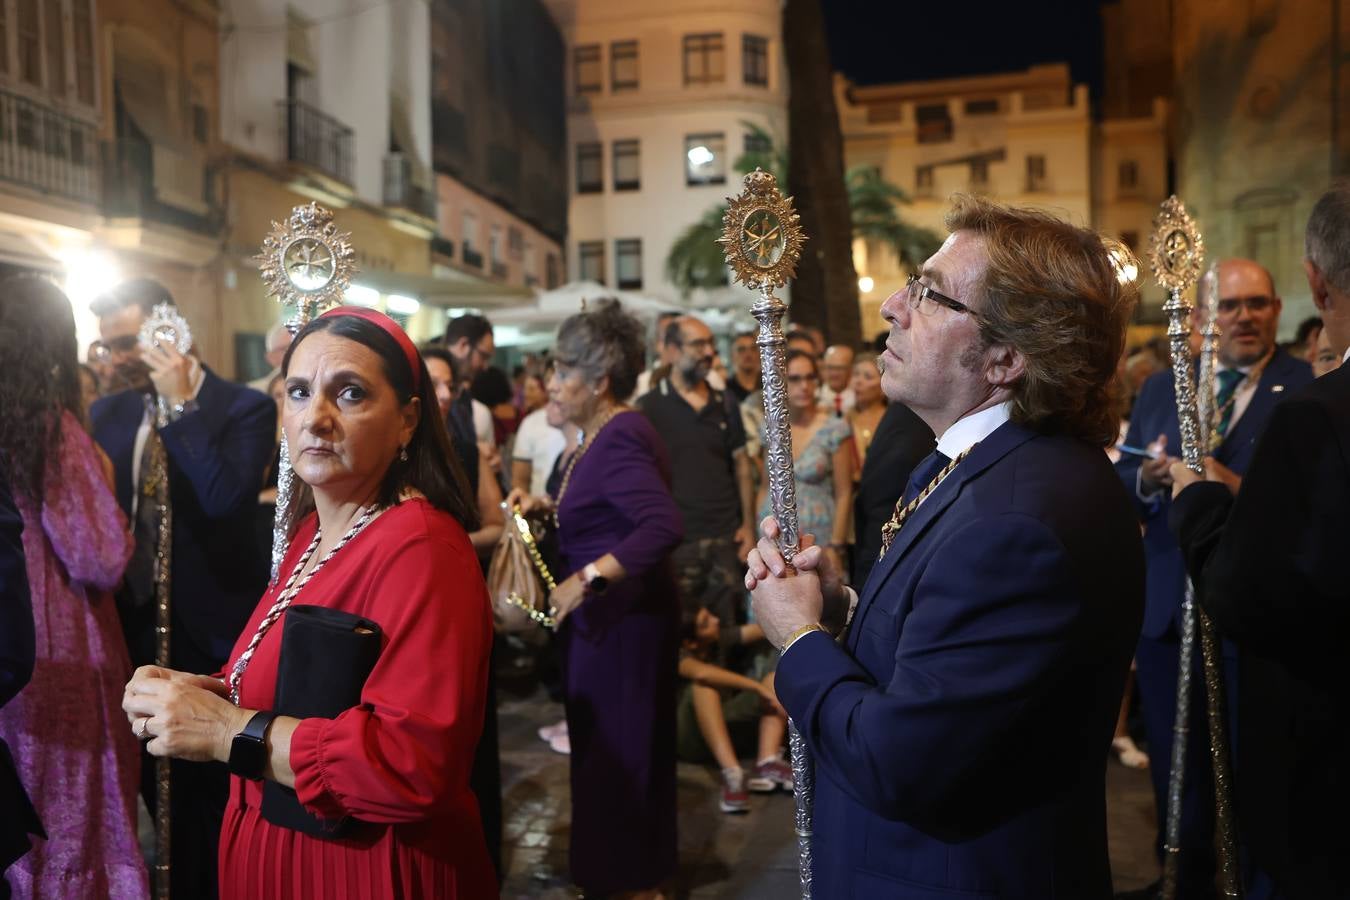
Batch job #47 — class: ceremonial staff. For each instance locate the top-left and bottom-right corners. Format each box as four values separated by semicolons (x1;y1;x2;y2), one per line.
1149;197;1242;900
718;168;813;897
137;303;193;900
256;203;358;578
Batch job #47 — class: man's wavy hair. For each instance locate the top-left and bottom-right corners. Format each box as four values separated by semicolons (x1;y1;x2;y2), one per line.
946;195;1139;447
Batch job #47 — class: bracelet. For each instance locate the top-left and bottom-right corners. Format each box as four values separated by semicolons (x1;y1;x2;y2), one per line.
780;622;826;655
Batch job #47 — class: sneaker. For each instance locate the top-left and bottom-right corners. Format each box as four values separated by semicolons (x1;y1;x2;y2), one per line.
537;719;568;743
745;765;776;794
548;733;571;755
752;758;794;793
719;767;749;814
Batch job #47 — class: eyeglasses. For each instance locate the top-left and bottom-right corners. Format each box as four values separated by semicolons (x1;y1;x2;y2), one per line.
102;334;140;354
1215;295;1273;316
786;373;819;385
904;273;983;323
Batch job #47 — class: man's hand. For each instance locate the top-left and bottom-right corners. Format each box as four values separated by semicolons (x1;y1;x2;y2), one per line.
1140;434;1179;493
143;343;194;406
734;523;755;559
1168;461;1202;499
744;516;826;648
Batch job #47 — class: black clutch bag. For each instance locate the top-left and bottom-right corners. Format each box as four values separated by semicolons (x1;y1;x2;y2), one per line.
261;604;382;839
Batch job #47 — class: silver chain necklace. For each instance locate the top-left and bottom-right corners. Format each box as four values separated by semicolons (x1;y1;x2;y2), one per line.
228;504;380;705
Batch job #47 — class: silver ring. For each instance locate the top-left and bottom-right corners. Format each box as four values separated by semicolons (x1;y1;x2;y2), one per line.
136;718;150;741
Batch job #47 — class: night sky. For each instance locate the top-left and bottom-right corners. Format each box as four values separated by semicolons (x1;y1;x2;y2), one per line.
822;2;1105;105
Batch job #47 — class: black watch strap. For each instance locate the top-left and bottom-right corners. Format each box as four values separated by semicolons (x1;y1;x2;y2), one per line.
228;710;277;780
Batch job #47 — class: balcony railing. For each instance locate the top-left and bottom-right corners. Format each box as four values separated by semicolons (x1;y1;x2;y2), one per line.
383;153;436;219
430;235;455;260
462;246;484;269
0;88;99;204
280;98;353;185
491;260;508;280
102;137;218;234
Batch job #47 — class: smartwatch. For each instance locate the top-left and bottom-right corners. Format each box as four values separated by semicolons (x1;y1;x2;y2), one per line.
228;710;277;780
582;562;609;595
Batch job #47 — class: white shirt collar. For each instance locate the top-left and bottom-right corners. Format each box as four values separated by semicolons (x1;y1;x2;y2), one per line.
1342;345;1350;365
936;401;1012;459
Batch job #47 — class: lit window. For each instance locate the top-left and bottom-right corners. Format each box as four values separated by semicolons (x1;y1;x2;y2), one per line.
685;133;726;186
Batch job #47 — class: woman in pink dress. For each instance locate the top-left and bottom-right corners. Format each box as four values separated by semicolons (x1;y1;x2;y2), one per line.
0;277;146;898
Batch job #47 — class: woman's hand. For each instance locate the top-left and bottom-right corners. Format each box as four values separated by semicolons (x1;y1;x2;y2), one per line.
548;574;587;627
504;487;553;517
123;665;249;763
758;681;788;719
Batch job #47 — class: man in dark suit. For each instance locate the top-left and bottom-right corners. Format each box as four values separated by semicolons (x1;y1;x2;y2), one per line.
746;197;1144;898
851;401;933;586
1115;258;1312;899
89;278;275;900
1167;184;1350;900
0;474;42;900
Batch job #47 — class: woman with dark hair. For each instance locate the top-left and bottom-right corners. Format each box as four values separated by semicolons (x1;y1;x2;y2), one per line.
471;366;520;447
0;276;146;898
507;299;683;899
122;307;496;898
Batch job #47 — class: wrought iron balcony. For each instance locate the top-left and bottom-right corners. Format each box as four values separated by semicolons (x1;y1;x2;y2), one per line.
383;153;436;219
462;246;484;269
280;98;353;185
0;88;99;204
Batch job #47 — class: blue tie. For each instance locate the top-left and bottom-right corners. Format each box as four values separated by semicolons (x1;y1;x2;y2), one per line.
902;449;950;507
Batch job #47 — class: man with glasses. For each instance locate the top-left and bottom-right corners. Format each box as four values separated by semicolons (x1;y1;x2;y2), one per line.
89;278;276;900
1115;257;1311;900
746;197;1145;897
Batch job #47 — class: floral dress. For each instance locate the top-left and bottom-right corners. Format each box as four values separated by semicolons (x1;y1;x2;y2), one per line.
759;416;851;545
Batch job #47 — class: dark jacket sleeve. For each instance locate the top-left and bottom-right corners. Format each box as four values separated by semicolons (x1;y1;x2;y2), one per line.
1169;393;1348;668
1116;374;1165;521
601;418;684;576
0;474;33;710
159;381;276;519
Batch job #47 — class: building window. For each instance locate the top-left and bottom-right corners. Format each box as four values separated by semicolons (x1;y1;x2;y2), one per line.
611;40;638;91
685;133;726;186
579;241;605;284
524;242;536;282
683;33;724;85
461;210;480;266
743;34;768;86
616;239;642;289
915;166;934;195
192;105;209;144
574;44;601;95
576;142;602;194
965;98;999;115
915;103;952;143
44;1;63;95
546;253;560;289
73;0;93;104
613;139;640;191
1119;160;1138;191
490;225;503;264
17;0;40;86
1026;154;1046;191
970;159;989;188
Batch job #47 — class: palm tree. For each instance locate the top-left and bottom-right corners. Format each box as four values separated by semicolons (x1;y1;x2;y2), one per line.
665;126;940;303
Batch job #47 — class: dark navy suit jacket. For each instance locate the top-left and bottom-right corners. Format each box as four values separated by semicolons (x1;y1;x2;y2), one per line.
777;421;1144;899
91;368;275;674
1115;350;1311;641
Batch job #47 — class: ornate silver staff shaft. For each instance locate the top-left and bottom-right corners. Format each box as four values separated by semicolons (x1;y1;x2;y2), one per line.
149;423;173;900
256;203;358;578
719;169;812;898
1150;198;1242;900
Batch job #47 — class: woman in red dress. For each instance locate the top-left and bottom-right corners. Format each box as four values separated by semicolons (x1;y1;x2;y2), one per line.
122;308;496;899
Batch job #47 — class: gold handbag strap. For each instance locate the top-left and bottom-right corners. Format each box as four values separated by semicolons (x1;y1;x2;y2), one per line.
511;507;557;591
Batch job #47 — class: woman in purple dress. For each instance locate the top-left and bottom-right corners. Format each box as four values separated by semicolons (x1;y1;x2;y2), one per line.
0;277;146;898
509;299;684;899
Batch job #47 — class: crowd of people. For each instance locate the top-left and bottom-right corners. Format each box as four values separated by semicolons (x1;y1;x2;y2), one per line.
1;183;1348;900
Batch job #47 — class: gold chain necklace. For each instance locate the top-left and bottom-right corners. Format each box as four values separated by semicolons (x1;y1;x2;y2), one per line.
877;445;974;560
552;406;627;525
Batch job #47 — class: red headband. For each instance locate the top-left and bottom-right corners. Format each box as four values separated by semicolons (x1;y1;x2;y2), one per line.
318;306;422;392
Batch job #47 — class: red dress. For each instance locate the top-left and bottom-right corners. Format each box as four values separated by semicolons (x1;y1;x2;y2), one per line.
218;498;496;899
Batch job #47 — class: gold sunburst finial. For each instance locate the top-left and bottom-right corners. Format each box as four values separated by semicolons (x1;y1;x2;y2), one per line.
1148;195;1204;295
255;202;358;326
719;168;807;292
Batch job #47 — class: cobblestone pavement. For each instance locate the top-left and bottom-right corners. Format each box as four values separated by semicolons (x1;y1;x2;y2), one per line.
497;668;1160;899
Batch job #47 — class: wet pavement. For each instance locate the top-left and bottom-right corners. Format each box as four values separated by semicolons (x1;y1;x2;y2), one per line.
497;669;1160;899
